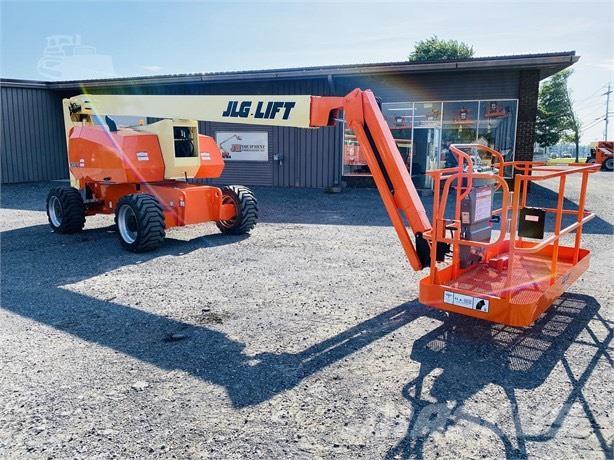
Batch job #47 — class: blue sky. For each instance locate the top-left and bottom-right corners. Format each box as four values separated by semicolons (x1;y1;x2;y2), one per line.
1;0;612;141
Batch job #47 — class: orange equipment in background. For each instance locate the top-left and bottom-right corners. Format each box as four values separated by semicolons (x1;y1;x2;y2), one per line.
586;140;613;171
49;89;599;327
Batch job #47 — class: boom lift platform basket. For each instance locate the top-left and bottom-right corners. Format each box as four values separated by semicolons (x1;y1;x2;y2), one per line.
419;144;599;327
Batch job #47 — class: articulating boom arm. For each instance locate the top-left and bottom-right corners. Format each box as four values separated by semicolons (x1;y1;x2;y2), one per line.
324;89;432;270
65;89;432;270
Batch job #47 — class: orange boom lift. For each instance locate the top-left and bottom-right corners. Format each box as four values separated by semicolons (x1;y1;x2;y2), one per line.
51;89;598;327
586;140;613;171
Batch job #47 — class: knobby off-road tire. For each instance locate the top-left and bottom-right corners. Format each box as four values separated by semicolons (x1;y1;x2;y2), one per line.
216;185;258;235
115;194;165;252
46;186;86;233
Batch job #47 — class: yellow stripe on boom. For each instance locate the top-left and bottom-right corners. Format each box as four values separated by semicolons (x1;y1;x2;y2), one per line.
68;94;313;128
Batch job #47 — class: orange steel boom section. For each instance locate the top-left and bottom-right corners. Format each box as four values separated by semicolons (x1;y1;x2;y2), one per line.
62;89;597;327
310;90;432;270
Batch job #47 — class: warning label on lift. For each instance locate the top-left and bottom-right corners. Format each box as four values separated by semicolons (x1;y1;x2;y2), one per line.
444;291;489;312
136;151;149;161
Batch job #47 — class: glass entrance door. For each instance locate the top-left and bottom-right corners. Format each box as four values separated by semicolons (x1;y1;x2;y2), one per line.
412;127;441;188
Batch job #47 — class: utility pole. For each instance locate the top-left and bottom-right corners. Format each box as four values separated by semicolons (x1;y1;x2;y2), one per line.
605;82;612;140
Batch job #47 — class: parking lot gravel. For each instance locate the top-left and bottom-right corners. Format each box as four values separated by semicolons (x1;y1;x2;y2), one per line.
1;172;612;459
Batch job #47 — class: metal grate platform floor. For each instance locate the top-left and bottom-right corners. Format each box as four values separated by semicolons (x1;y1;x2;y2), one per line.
443;253;573;304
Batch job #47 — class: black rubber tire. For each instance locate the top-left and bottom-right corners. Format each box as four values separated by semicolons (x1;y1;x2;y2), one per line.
46;186;86;234
115;194;165;252
602;157;614;172
216;185;258;235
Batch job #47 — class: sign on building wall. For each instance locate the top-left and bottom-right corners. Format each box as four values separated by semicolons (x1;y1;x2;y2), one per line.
215;131;269;161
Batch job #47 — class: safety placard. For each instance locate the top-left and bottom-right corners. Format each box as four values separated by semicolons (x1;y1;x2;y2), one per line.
444;291;489;312
136;151;149;161
474;188;492;221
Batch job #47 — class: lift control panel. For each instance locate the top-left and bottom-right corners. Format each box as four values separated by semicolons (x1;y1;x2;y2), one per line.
459;184;494;268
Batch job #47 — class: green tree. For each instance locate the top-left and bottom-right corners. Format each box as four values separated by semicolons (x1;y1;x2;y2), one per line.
409;35;474;61
535;107;561;153
535;69;582;160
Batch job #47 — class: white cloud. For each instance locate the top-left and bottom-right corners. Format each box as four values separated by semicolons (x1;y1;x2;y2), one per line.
140;65;162;72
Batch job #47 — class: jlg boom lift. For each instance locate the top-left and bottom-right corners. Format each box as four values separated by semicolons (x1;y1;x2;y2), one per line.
51;89;599;327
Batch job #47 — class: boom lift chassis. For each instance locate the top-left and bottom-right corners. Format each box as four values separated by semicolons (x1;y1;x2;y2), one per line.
53;89;598;327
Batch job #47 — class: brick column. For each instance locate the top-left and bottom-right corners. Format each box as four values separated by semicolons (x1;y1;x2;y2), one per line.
515;70;540;161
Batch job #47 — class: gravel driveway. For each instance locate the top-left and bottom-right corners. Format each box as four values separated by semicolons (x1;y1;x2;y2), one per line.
1;173;612;459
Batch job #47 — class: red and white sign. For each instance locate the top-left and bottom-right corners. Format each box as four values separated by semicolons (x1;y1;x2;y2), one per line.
215;131;268;161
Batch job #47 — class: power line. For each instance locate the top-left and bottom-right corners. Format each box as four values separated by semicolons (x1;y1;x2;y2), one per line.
576;107;604;120
580;119;603;133
575;100;603;114
580;114;605;130
574;92;606;111
572;84;608;108
578;85;607;99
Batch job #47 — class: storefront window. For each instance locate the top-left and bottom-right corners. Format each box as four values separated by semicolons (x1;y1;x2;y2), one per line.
383;102;414;130
477;100;517;160
441;101;479;169
413;102;441;128
342;98;518;182
342;127;370;175
412;102;442;187
384;103;414;173
343;103;414;176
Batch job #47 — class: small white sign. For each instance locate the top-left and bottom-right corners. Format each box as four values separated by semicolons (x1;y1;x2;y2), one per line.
474;188;492;221
453;293;474;309
215;131;268;161
444;290;489;313
473;297;489;312
136;151;149;161
201;152;211;161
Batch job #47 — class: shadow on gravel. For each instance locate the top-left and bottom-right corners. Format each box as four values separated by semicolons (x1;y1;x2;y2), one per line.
224;186;410;227
387;293;612;459
0;182;66;212
1;191;610;457
1;223;433;409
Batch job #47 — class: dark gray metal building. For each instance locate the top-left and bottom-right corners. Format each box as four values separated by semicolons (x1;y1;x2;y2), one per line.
0;52;578;187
